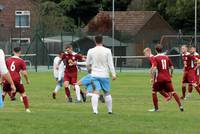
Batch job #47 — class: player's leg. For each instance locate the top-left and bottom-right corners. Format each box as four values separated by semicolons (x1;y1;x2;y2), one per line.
2;83;11;101
99;78;112;114
64;81;72;102
181;83;187;99
10;91;16;101
17;83;30;112
148;83;159;112
181;73;188;99
72;74;82;103
52;78;64;99
159;89;171;102
185;84;193;99
166;83;183;112
192;83;200;94
90;79;101;114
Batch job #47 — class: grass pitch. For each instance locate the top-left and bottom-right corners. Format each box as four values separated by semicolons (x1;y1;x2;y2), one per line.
0;71;200;134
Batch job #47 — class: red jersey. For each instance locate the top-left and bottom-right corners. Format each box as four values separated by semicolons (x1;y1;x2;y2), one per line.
153;54;173;82
182;52;190;72
186;53;199;70
5;56;26;83
62;53;83;73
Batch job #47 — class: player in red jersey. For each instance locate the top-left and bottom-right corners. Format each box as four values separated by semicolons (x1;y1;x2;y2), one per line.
143;48;171;102
182;46;200;99
180;45;193;99
59;44;86;103
149;44;183;112
2;47;30;112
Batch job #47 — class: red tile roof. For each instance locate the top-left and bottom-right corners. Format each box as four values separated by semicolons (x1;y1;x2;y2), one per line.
85;11;158;35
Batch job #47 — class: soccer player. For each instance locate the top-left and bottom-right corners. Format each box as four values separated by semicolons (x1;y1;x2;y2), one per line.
143;48;171;102
149;44;183;112
182;46;200;99
86;35;116;114
180;45;192;99
59;45;86;103
0;49;16;108
52;51;65;99
2;47;31;112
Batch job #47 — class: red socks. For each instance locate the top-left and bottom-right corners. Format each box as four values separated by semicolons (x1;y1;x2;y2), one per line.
182;86;186;98
188;84;193;93
22;96;29;109
65;87;71;98
152;92;158;110
172;92;182;107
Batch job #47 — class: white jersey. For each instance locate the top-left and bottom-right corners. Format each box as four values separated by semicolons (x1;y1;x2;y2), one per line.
0;49;8;75
53;56;65;79
86;45;116;78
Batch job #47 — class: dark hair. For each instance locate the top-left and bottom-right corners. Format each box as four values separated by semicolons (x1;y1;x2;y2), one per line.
189;45;196;49
13;47;21;53
58;51;64;55
65;44;72;49
94;35;103;44
155;44;163;53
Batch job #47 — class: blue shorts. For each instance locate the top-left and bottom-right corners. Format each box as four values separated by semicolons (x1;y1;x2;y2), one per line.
80;74;94;92
93;77;110;92
0;87;4;108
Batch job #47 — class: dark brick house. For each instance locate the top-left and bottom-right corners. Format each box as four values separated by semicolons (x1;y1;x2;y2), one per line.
0;0;38;43
85;11;176;56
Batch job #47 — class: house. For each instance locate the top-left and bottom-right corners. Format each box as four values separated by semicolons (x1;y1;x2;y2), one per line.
85;11;176;56
0;0;38;45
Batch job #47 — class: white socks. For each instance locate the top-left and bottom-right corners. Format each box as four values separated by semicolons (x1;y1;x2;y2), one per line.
75;84;81;101
105;95;112;113
54;84;61;93
91;94;99;114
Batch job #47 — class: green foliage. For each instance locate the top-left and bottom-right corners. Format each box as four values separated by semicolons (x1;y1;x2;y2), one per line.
145;0;200;33
39;1;76;35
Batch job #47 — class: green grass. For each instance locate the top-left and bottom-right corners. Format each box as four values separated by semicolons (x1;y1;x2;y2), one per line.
0;71;200;134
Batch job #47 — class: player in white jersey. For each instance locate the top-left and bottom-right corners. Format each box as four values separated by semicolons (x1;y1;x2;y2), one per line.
86;35;116;114
0;49;16;107
52;51;65;99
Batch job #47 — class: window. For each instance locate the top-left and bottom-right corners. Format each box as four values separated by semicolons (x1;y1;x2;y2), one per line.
15;11;30;28
11;38;30;45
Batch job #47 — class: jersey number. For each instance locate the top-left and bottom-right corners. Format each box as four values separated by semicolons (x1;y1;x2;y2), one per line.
10;61;16;71
161;60;167;70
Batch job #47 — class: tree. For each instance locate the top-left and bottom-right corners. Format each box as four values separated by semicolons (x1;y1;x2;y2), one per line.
39;1;76;35
144;0;200;33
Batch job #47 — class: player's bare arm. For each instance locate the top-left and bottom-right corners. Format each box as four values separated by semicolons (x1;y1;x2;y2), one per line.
150;66;157;84
22;70;30;84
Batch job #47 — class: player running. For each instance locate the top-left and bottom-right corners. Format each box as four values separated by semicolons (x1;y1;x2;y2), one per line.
86;35;116;114
59;45;86;103
2;47;30;112
143;48;171;102
52;51;65;99
149;44;183;112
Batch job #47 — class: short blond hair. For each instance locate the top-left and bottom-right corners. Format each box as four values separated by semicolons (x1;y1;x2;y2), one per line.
143;47;151;54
